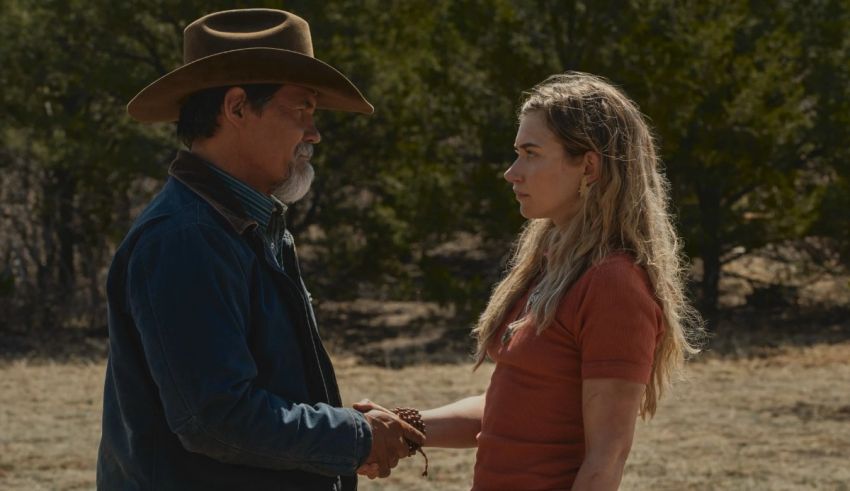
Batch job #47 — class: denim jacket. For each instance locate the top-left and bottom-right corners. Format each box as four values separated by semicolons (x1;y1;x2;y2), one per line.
97;151;371;490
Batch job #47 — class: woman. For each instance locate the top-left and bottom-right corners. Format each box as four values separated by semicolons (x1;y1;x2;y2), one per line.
358;72;702;490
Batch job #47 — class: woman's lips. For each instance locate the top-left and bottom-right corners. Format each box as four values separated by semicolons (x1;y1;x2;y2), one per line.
514;191;529;200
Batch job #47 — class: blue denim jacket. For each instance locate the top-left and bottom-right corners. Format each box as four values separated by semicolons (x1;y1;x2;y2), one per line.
97;151;371;490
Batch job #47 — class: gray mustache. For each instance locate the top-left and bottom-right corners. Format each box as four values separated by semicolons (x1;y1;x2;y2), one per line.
294;143;313;160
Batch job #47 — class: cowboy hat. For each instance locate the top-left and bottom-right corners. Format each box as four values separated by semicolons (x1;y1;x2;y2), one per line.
127;8;373;122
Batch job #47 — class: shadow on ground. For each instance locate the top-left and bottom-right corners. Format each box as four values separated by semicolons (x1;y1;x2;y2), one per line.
707;303;850;359
318;300;477;367
3;300;848;367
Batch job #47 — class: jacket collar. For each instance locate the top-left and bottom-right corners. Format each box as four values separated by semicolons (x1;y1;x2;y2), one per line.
168;150;257;234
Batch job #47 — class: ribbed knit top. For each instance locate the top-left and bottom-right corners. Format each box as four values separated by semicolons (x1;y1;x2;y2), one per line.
473;253;664;491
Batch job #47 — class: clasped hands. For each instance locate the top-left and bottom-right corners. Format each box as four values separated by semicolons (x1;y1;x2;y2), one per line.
354;399;424;479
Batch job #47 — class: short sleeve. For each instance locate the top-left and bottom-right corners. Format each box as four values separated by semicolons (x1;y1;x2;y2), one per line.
576;258;663;384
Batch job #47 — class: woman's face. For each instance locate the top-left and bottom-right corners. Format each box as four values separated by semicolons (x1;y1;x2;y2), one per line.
505;111;587;228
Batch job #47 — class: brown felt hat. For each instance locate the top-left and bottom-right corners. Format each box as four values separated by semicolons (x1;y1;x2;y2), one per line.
127;8;373;122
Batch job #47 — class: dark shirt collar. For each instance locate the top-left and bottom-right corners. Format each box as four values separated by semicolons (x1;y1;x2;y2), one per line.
204;161;286;236
168;150;258;234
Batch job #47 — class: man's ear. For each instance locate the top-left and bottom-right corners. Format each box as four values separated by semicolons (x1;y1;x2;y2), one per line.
583;151;602;184
221;87;249;128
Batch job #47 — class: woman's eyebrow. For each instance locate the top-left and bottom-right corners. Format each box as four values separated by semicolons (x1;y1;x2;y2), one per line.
514;142;542;150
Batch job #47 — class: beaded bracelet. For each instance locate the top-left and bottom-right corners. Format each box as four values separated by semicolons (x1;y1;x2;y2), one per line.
391;407;429;477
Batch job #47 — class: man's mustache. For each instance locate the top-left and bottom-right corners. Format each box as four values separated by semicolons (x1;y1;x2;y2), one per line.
294;143;313;161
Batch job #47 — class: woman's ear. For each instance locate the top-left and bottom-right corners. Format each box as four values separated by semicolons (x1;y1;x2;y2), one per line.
583;151;602;184
221;87;249;128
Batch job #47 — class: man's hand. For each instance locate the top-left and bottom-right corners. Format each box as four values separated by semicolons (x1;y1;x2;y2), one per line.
353;398;392;415
355;399;424;479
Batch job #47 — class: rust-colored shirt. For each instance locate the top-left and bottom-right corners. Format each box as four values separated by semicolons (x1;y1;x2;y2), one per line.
473;253;664;490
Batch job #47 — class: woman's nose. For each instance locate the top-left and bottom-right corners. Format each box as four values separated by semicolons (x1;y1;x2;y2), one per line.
504;159;522;183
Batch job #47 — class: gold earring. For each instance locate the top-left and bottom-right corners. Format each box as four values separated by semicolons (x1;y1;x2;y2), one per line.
579;175;589;198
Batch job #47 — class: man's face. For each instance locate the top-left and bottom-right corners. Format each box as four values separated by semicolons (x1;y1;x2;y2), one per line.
240;85;320;197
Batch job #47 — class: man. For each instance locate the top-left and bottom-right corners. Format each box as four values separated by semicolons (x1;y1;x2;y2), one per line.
97;8;422;490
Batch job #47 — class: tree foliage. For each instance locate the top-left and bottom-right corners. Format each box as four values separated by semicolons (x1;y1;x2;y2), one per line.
1;0;847;332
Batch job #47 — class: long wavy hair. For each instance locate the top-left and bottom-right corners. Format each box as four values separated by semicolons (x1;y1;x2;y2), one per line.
472;72;703;417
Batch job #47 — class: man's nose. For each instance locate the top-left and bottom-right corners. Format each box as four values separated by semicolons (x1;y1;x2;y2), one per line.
303;120;321;144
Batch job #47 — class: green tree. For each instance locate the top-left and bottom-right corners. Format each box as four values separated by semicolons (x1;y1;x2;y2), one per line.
611;1;821;322
0;0;249;329
1;0;847;337
799;0;850;265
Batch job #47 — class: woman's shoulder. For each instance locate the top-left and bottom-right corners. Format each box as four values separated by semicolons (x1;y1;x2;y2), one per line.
555;252;656;316
555;251;662;333
581;252;650;288
549;253;660;339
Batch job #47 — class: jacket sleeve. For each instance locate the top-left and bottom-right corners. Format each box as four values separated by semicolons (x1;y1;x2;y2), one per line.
126;221;372;476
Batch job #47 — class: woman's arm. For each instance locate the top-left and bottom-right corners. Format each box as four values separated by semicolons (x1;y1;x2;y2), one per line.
420;393;486;448
572;378;645;491
354;393;486;449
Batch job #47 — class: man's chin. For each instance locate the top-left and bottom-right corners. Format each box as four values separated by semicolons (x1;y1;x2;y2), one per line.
274;188;310;204
272;161;315;204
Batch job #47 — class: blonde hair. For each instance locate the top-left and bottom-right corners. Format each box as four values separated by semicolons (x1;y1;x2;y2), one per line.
472;72;703;417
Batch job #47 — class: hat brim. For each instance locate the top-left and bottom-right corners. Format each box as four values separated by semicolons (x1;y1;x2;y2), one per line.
127;47;374;122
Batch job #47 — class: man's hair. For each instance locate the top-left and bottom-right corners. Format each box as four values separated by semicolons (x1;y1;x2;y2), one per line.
176;84;282;148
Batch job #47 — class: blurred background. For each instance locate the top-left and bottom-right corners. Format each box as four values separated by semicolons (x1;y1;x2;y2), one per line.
1;1;849;489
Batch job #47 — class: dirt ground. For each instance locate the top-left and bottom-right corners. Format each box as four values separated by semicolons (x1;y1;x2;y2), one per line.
1;342;849;490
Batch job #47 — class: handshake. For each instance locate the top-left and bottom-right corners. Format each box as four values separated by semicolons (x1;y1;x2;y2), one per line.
354;399;427;480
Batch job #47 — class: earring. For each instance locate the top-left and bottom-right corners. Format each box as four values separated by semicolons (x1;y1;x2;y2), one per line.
578;175;589;198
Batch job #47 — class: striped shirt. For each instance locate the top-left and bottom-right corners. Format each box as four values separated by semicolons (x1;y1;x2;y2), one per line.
205;163;287;265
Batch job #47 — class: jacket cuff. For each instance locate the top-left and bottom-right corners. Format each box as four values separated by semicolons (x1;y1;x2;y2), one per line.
346;408;373;469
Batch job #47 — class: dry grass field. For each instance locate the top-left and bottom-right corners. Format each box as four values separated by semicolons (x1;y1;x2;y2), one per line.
1;342;849;490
